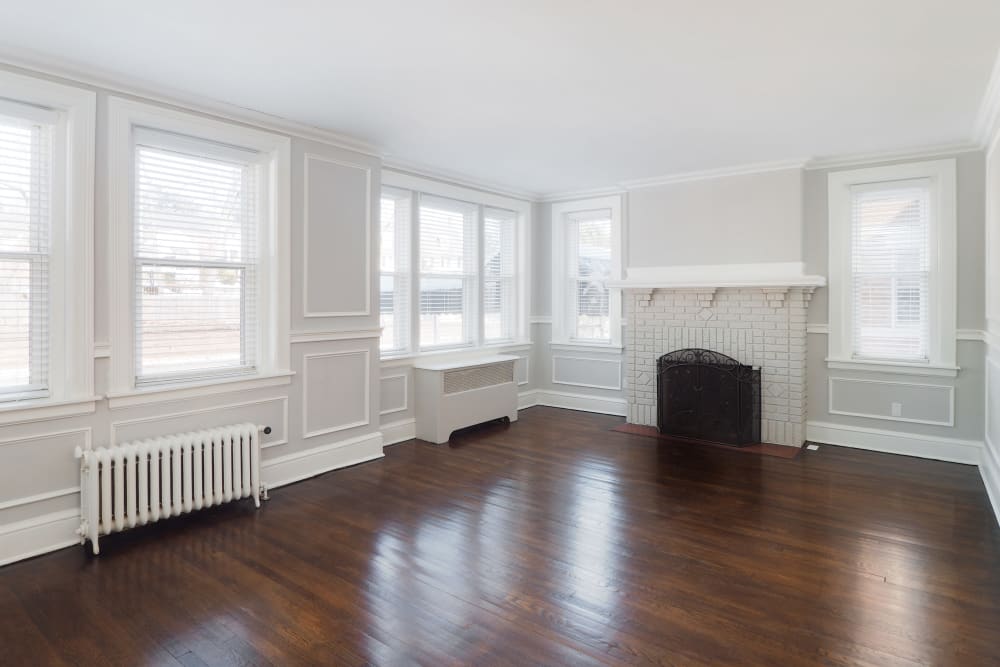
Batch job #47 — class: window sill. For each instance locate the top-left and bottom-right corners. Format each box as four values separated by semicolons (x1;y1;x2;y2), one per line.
825;358;959;378
0;395;100;426
550;341;624;354
107;371;295;409
381;341;532;368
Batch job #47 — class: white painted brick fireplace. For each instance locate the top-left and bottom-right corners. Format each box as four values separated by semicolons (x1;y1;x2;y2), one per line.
616;264;825;447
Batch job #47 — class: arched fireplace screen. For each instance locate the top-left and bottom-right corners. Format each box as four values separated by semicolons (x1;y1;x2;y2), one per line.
657;348;761;447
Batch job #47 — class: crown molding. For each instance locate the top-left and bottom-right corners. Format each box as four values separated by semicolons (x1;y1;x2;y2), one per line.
382;159;539;202
620;158;808;191
804;142;982;171
538;185;628;203
974;47;1000;150
0;47;381;157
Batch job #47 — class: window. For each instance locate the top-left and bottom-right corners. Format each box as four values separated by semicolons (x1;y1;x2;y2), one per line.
850;181;929;361
483;207;516;343
828;160;956;376
377;172;528;357
0;105;53;399
133;130;260;384
0;70;95;421
419;195;478;349
380;187;411;354
551;196;622;348
107;97;290;401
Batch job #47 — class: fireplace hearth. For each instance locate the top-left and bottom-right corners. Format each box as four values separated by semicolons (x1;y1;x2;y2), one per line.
657;348;761;447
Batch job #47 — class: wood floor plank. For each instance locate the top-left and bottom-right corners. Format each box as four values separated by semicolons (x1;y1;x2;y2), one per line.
1;406;998;666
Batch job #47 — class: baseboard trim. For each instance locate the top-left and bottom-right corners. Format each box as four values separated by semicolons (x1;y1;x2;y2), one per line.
520;389;627;416
381;418;416;446
806;420;983;465
0;509;80;568
981;436;1000;526
263;431;385;489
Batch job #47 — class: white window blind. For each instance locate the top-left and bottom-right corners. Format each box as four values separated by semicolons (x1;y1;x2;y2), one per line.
567;209;612;342
380;187;411;354
418;195;477;349
0;108;53;399
850;179;930;362
483;207;516;342
134;130;259;384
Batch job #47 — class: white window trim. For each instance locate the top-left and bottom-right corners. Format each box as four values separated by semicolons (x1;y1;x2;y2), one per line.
379;170;532;361
551;195;623;348
106;96;291;400
827;159;957;377
0;68;96;424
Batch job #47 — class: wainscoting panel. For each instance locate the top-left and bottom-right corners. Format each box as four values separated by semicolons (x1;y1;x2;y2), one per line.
0;428;90;512
110;397;289;449
829;377;954;426
303;154;371;318
303;350;370;438
515;356;530;386
552;355;622;391
379;373;409;416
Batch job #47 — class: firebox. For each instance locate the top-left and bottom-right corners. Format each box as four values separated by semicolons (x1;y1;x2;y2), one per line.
656;348;761;447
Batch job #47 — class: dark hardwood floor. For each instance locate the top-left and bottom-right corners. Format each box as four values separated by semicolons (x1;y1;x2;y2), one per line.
2;406;999;666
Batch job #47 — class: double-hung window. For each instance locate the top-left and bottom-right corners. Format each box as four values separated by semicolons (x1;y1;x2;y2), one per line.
133;130;260;384
0;70;95;419
378;173;527;356
0;104;53;399
551;196;622;347
107;97;290;400
828;160;957;375
418;195;478;349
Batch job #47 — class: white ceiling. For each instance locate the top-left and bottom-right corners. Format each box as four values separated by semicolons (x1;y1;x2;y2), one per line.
2;1;999;196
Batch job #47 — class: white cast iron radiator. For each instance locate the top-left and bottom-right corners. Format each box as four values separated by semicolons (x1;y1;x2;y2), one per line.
74;423;268;554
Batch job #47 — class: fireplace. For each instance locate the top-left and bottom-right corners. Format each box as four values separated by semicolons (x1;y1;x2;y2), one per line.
657;348;761;447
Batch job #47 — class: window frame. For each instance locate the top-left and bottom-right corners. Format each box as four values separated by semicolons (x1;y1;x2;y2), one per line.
827;159;957;377
551;195;623;349
379;170;530;359
106;97;291;405
0;68;96;423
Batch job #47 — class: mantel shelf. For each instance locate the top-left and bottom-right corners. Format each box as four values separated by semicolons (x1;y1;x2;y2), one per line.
608;262;827;290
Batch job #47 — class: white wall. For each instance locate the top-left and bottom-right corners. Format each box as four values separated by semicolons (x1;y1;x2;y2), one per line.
626;167;803;268
0;64;384;566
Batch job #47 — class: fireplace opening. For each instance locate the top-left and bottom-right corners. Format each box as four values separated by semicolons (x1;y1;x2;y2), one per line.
657;348;761;447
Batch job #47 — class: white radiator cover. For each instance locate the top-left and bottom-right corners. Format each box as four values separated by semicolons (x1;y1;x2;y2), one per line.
75;423;264;554
413;355;519;444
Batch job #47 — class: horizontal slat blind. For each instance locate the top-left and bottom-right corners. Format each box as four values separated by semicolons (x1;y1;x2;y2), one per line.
0;112;51;397
850;179;930;362
418;195;477;349
380;187;411;354
483;207;516;342
134;133;258;383
567;209;611;342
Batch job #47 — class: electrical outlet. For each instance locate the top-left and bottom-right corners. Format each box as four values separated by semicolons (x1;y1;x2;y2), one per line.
891;402;902;417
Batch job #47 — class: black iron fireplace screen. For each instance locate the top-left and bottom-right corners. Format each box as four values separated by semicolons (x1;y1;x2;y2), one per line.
656;348;761;447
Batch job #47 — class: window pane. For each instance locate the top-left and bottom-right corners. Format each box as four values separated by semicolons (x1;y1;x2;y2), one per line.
419;277;467;348
137;265;249;378
134;135;257;383
380;187;411;353
0;114;50;395
135;146;254;263
851;181;930;361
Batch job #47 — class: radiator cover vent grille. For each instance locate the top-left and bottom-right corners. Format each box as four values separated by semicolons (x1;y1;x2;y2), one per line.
443;362;513;394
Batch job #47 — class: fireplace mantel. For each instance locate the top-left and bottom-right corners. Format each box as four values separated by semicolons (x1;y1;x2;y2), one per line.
609;262;826;290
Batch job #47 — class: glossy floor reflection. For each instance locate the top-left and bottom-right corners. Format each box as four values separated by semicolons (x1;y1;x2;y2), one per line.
2;406;999;665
